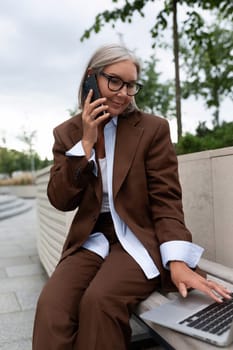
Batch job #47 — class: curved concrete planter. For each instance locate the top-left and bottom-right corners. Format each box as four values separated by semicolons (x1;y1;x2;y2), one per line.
0;185;36;198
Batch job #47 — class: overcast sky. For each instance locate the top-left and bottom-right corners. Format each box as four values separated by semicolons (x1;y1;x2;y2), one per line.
1;0;232;159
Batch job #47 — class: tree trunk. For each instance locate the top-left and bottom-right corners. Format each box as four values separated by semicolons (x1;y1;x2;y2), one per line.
213;85;220;127
172;0;182;141
213;106;220;127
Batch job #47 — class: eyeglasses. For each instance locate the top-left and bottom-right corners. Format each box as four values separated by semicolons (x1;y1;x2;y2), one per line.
99;72;142;96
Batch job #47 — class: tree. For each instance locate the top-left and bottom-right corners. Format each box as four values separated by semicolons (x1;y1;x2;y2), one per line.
136;55;175;118
176;121;233;155
17;129;37;177
181;21;233;126
80;0;233;140
172;0;182;138
0;147;52;177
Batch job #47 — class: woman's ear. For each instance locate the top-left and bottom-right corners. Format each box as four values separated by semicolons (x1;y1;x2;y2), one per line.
87;68;93;76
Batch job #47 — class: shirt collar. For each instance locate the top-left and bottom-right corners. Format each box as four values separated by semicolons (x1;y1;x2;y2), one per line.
112;116;118;126
105;116;118;129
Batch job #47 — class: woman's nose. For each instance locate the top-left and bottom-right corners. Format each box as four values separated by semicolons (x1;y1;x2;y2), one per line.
117;84;128;96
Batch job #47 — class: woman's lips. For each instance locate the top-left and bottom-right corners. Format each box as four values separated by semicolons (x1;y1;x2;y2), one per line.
110;100;124;108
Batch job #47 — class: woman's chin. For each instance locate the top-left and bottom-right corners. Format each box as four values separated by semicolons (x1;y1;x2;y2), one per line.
109;107;125;116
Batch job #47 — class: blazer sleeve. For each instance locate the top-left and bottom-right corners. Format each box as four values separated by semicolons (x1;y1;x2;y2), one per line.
146;118;192;244
47;126;95;212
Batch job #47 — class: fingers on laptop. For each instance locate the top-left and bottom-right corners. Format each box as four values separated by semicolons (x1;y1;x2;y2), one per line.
203;279;232;303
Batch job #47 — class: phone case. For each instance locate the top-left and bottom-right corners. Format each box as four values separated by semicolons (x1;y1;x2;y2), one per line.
83;74;101;102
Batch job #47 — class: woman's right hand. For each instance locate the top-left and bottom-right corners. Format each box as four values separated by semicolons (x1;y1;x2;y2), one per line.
81;89;110;159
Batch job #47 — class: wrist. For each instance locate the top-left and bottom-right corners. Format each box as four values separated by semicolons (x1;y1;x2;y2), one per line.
169;260;186;269
81;139;94;159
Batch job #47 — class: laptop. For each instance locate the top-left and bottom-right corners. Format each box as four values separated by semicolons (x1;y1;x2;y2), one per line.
140;289;233;347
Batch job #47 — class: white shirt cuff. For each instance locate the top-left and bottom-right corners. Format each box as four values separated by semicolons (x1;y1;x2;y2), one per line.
82;232;110;259
160;240;204;270
65;141;98;176
65;141;86;156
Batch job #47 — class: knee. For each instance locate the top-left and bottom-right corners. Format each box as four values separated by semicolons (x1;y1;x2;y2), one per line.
79;284;126;320
80;285;111;314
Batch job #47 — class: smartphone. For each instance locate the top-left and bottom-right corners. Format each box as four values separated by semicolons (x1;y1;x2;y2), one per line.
83;74;101;102
82;74;105;118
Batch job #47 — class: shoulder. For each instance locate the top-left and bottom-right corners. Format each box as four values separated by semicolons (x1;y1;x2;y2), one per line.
53;113;82;134
125;110;170;136
52;113;83;149
53;114;83;144
126;109;168;127
139;111;168;127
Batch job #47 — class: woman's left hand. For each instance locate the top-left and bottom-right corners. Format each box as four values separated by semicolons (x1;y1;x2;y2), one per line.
170;261;232;302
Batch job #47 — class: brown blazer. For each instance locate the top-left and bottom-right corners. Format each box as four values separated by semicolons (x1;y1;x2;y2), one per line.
47;110;195;291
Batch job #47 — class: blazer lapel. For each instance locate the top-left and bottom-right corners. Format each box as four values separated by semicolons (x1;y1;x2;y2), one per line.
113;113;143;198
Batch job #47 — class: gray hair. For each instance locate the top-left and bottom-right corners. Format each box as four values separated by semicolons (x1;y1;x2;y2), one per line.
78;43;141;113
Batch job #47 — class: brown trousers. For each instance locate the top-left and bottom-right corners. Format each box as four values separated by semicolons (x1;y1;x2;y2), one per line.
32;213;160;350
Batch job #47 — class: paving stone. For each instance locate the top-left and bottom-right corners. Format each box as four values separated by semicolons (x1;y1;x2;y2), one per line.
0;244;26;258
0;339;32;350
0;310;35;344
0;268;6;278
20;247;38;256
0;275;46;294
29;255;41;264
12;236;36;245
0;239;38;257
0;201;45;347
0;293;20;314
0;256;32;268
16;289;41;311
6;263;45;278
0;234;31;243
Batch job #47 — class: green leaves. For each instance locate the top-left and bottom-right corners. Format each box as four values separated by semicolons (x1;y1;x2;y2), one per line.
80;0;149;41
135;55;176;118
0;147;51;176
181;21;233;126
176;122;233;155
82;0;165;45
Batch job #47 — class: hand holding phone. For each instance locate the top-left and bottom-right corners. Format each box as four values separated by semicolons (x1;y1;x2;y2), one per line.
81;74;110;158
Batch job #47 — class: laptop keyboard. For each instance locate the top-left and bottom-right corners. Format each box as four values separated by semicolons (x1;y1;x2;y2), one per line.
179;292;233;336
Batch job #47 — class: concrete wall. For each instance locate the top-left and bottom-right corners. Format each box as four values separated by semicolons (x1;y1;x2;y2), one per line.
35;146;233;276
178;146;233;268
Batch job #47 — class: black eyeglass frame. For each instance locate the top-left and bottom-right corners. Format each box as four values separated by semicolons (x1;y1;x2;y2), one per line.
99;72;143;96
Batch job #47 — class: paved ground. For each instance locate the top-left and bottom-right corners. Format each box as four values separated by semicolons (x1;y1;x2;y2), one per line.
0;200;47;350
0;200;161;350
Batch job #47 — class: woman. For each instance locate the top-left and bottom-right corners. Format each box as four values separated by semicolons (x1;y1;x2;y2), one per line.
33;44;231;350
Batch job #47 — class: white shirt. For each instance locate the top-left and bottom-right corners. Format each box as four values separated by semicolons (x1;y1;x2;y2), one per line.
66;117;203;279
98;158;110;212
